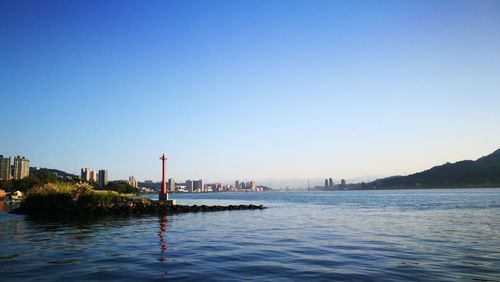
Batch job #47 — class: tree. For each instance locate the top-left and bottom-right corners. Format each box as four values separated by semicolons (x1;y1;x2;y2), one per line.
12;175;41;192
39;171;58;185
0;180;14;191
106;181;138;194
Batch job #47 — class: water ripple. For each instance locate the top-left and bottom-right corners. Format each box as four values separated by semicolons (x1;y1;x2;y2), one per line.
1;189;499;281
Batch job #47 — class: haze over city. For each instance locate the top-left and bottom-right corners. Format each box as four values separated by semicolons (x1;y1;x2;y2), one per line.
2;0;499;184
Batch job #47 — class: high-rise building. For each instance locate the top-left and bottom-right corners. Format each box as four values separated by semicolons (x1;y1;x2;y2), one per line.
329;178;333;187
341;179;346;186
90;170;98;182
241;181;246;189
249;181;256;191
0;155;11;180
325;178;328;188
81;168;92;181
235;180;240;189
215;183;222;192
186;180;193;192
13;156;30;180
98;170;108;187
194;179;204;192
128;176;138;188
168;178;176;192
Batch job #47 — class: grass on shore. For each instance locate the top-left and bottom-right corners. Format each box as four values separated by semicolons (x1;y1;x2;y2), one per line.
21;183;131;210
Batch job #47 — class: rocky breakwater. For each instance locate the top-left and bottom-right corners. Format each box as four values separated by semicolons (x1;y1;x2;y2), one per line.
11;197;266;217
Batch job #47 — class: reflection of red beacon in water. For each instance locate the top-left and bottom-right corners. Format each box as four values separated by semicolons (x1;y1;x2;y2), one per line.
159;216;168;262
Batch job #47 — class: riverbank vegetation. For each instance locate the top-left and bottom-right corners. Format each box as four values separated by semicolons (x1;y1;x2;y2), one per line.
14;182;131;214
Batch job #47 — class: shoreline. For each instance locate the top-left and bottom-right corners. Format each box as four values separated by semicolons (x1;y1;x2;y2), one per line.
10;198;266;217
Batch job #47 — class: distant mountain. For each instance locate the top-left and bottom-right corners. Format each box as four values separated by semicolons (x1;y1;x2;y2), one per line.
372;149;500;188
29;167;78;180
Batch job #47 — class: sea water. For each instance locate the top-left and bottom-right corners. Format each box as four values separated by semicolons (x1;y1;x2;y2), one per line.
1;189;499;281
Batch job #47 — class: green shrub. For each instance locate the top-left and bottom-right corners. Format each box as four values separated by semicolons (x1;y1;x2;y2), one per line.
70;182;93;201
22;184;73;211
77;190;129;205
20;182;131;212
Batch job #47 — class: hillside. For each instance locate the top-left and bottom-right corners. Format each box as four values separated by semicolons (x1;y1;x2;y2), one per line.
29;167;78;180
372;149;500;188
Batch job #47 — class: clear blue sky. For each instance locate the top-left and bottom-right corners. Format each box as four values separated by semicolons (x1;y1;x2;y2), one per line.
1;0;499;185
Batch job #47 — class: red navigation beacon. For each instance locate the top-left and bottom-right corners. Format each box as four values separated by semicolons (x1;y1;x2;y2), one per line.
159;154;168;201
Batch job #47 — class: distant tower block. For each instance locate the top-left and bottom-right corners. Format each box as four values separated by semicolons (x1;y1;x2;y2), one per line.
159;154;176;205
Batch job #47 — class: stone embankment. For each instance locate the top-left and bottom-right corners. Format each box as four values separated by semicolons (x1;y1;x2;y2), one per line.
11;198;266;216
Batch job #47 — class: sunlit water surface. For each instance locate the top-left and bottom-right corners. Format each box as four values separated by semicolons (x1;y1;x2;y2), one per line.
1;189;500;281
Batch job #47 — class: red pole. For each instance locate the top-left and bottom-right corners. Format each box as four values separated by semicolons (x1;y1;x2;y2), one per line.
159;154;168;201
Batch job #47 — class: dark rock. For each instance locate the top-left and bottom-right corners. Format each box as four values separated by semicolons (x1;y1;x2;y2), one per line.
11;197;266;218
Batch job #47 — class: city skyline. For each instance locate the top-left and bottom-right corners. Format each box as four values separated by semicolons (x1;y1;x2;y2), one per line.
0;155;30;180
1;0;499;182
